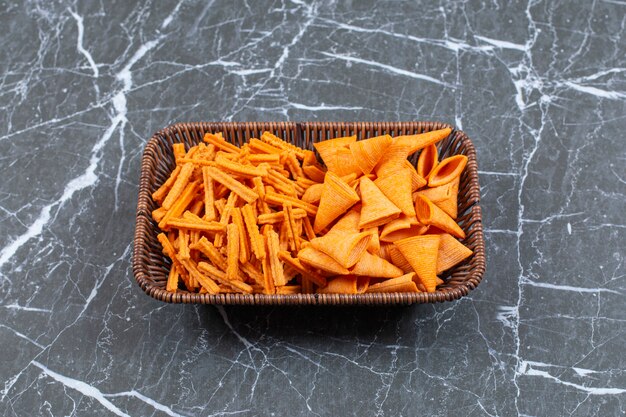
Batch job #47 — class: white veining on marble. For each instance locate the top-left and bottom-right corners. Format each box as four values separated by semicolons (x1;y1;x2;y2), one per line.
319;52;454;88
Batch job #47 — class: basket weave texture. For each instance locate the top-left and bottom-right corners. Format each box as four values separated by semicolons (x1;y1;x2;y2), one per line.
133;121;485;305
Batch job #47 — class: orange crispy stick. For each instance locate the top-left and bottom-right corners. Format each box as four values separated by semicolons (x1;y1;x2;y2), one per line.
231;208;250;264
202;167;216;221
175;158;216;166
302;216;316;241
157;233;188;279
264;228;285;287
203;132;239;153
276;285;302;294
265;191;317;216
166;265;180;292
215;155;269;178
264;175;297;197
278;251;327;288
213;195;234;248
167;218;227;233
189;199;204;216
152;207;166;222
180;258;220;294
152;165;182;203
282;151;304;178
257;208;307;224
172;143;186;161
226;223;240;281
252;176;266;200
158;181;200;230
239;262;265;286
204;167;258;203
191;236;227;271
198;262;253;293
261;230;277;293
178;229;190;259
248;138;283;154
261;131;306;159
241;204;266;260
248;154;280;163
283;203;300;251
162;162;194;210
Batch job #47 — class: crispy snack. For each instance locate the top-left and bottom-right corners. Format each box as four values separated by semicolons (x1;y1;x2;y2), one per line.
349;134;393;174
374;169;416;217
226;223;240;281
297;246;350;276
394;235;440;292
154;129;469;296
366;273;419;293
394;128;451;155
310;231;372;269
417;143;438;180
415;194;465;239
436;233;472;274
428;155;467;187
350;252;403;278
358;177;401;229
317;276;370;294
204;166;259;203
404;160;427;192
415;177;459;219
314;172;360;233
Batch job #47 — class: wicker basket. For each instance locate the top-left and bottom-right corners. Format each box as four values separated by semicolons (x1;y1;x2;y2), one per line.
133;122;485;305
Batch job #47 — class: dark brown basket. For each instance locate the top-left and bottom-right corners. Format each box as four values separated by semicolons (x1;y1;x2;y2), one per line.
133;122;485;305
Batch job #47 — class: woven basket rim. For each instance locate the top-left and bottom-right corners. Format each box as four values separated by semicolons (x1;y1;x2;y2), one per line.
132;121;485;306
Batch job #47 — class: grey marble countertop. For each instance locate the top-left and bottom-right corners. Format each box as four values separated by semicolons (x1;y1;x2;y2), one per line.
1;1;625;416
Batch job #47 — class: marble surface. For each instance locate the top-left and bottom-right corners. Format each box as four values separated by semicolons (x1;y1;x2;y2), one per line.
1;0;625;416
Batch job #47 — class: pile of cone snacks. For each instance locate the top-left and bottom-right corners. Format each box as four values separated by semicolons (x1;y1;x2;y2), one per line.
151;128;473;295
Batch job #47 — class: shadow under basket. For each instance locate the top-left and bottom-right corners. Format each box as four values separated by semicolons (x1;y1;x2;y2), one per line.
133;121;485;306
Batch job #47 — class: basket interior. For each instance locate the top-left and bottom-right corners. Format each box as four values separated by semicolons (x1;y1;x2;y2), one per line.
133;122;485;305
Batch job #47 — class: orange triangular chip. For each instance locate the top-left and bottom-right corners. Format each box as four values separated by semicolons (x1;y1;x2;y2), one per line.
386;244;414;273
374;169;416;217
374;141;411;178
302;183;323;204
394;128;451;155
350;252;404;278
303;165;326;183
380;215;412;241
393;235;440;292
415;194;465;238
349;134;393;174
428;155;467;187
378;242;394;262
310;231;372;268
416;143;439;180
317;276;370;294
436;233;472;274
328;208;361;234
314;172;360;233
313;136;357;172
298;246;350;275
358;177;401;229
416;177;459;218
366;273;419;293
332;147;363;176
403;160;427;192
365;227;380;254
